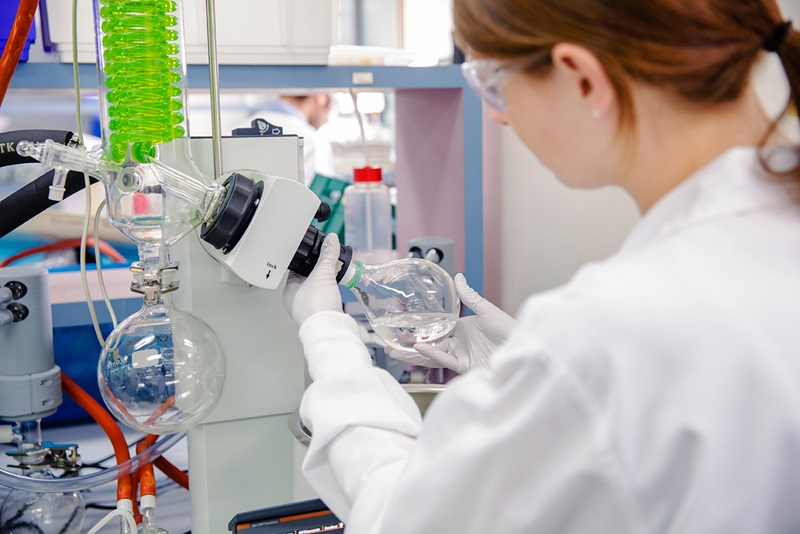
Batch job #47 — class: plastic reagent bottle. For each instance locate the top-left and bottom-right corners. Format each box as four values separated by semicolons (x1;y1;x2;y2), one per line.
340;257;459;352
343;167;394;264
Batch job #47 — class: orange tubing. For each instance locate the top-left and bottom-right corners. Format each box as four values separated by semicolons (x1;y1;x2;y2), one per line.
132;435;158;524
130;474;141;523
137;435;158;497
138;434;189;491
154;455;189;490
0;0;39;106
130;465;141;523
0;238;126;267
61;373;133;502
129;434;188;523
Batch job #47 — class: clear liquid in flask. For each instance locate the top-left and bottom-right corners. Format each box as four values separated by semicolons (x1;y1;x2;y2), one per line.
372;312;457;352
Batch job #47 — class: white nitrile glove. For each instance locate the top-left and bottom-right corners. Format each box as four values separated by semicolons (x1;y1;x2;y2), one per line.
282;233;344;328
387;273;515;374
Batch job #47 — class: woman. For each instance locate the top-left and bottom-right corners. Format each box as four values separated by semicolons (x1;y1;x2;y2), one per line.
283;0;800;531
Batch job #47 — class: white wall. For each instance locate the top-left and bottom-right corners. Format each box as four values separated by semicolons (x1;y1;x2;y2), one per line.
482;116;640;316
361;0;399;48
780;0;800;20
403;0;454;62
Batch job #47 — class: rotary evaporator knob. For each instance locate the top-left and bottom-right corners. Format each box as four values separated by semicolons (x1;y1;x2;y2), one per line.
288;225;353;282
201;172;264;254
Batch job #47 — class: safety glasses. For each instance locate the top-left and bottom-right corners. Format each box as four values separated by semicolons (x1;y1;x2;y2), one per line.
461;50;552;112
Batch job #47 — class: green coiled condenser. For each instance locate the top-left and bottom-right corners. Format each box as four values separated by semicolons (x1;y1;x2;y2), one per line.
99;0;186;163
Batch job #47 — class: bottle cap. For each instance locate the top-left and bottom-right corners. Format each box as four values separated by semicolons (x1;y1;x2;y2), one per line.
354;167;382;182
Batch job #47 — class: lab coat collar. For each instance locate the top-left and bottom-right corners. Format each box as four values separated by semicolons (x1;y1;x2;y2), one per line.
620;145;799;253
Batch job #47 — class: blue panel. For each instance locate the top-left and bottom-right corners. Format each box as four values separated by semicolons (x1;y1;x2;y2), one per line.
196;64;467;90
9;63;95;89
10;64;468;91
51;298;141;328
49;298;141;425
462;90;484;296
51;322;112;426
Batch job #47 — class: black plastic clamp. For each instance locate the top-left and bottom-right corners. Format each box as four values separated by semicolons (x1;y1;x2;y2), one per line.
200;172;264;254
288;225;353;282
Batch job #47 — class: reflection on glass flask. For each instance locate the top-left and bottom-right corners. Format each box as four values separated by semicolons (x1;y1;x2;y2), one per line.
0;471;85;534
98;296;226;435
343;258;459;352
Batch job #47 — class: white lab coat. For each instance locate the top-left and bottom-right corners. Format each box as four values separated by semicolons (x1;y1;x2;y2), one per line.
297;146;800;533
248;99;337;186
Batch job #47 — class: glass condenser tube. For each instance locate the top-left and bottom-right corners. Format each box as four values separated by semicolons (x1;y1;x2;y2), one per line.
97;0;187;164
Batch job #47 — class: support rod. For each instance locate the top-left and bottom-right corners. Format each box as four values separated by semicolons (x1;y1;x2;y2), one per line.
205;0;224;177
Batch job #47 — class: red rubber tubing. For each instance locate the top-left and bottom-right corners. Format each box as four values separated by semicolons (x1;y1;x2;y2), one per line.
0;0;39;106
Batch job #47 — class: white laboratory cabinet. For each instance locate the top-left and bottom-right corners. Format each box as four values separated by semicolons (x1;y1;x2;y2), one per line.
45;0;338;65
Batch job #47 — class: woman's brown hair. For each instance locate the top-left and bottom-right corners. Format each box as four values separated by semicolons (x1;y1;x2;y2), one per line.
454;0;800;141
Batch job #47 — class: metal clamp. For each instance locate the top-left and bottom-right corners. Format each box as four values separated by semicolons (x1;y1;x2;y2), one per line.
5;441;82;474
130;262;180;304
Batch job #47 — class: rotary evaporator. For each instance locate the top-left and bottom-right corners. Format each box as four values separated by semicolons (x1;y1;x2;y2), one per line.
0;1;459;532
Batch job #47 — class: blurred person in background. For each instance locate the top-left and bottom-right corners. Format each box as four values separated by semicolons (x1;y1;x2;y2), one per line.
248;94;336;186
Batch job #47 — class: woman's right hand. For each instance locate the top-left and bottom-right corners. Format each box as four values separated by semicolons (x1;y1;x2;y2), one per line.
387;273;515;374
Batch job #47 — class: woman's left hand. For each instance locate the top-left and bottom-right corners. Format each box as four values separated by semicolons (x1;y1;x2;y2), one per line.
282;233;344;328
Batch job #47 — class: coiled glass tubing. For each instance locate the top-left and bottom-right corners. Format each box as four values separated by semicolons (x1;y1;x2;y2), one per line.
100;0;186;163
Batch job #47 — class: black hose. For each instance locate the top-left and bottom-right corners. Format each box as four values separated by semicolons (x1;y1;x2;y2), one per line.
0;129;89;238
0;130;79;168
0;169;97;239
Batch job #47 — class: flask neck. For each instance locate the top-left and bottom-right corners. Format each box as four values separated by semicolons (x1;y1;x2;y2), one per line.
12;420;42;451
339;259;364;289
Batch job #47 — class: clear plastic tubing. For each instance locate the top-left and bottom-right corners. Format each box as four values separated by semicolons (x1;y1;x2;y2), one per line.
0;432;185;492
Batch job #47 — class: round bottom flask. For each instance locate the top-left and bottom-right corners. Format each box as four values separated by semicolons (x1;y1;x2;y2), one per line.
342;258;459;352
0;471;85;534
98;296;226;434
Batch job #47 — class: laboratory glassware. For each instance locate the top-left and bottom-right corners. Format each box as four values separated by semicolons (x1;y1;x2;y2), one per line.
0;471;85;534
341;257;459;352
98;293;226;435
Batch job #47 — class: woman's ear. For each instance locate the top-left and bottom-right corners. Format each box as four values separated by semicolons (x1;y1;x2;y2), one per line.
550;43;614;119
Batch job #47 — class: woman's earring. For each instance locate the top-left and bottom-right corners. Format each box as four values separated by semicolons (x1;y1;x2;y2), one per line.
591;107;602;119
